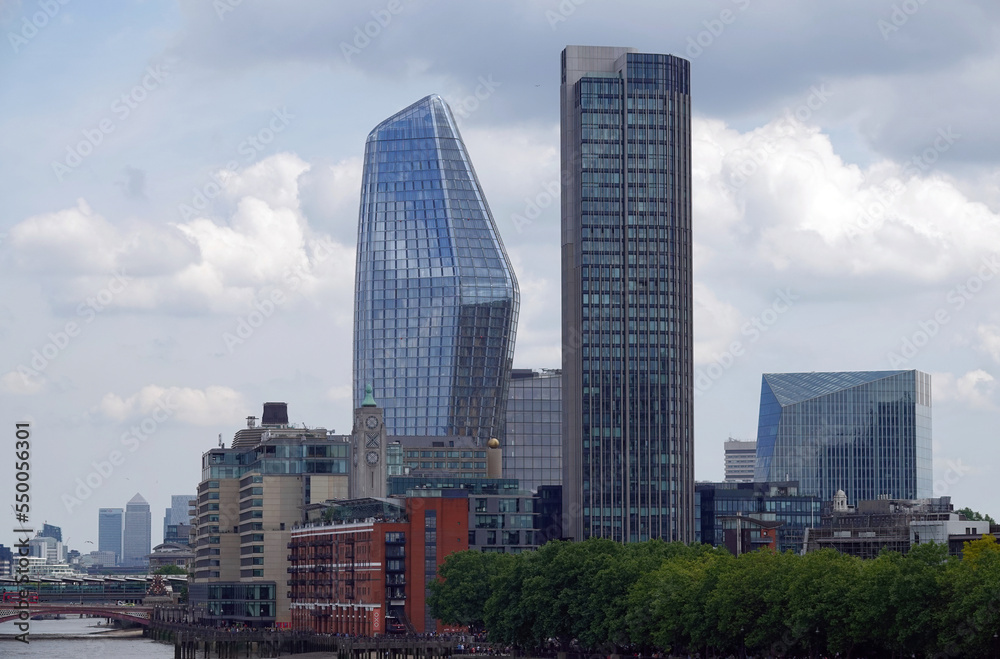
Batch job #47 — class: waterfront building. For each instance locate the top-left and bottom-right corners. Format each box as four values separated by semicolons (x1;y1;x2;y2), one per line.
188;402;352;627
148;542;195;571
561;45;694;542
122;493;151;567
289;496;469;635
353;94;519;444
504;368;562;492
395;435;490;479
695;480;821;554
724;439;756;483
803;493;989;558
98;508;123;566
755;370;932;504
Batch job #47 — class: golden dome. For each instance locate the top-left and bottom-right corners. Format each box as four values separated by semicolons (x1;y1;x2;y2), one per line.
487;438;500;449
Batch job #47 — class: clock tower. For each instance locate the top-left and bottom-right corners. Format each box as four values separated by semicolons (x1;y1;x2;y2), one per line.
350;384;387;499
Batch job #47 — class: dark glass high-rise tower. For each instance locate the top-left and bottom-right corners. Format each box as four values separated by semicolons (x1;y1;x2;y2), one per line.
354;95;519;443
98;507;123;564
561;46;694;542
755;370;933;504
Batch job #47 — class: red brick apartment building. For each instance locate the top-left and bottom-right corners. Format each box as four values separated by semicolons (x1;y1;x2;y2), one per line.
288;496;467;635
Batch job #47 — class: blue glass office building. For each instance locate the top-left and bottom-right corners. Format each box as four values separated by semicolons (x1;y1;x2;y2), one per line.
755;370;932;504
353;95;519;442
561;47;694;542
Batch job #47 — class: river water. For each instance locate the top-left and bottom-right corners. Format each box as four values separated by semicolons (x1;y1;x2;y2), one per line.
0;615;175;657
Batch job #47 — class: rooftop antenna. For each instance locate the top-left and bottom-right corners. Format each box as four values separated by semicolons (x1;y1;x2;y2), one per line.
218;433;223;448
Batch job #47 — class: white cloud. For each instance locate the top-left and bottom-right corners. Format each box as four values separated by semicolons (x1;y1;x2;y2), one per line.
692;115;1000;283
98;384;249;426
933;370;996;410
693;282;743;366
976;323;1000;363
0;370;44;395
8;153;356;316
8;199;123;274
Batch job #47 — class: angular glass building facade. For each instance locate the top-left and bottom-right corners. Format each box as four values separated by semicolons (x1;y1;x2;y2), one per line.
561;46;694;542
755;370;932;505
354;95;519;443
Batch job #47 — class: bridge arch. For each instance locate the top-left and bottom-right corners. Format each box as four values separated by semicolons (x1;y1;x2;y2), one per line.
0;604;151;626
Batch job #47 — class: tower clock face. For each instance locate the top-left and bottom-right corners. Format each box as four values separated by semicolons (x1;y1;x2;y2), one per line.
366;450;379;466
364;415;379;430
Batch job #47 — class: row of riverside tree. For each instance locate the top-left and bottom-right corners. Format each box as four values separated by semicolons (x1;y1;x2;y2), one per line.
427;536;1000;658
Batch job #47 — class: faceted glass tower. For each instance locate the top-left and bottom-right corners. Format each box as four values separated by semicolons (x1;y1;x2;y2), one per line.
354;95;519;443
561;46;694;542
755;370;933;505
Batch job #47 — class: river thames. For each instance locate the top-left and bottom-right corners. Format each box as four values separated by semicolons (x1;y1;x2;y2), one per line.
0;615;174;657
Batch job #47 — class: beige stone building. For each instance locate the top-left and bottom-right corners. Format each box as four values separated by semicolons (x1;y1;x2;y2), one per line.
189;402;351;627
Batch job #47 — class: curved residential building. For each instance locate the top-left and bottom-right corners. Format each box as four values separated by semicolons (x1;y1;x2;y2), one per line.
353;95;519;443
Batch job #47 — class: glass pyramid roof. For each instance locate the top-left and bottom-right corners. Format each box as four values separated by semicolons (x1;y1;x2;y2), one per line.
762;371;909;407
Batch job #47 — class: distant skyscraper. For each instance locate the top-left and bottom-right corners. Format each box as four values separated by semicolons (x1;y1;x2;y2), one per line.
122;493;151;567
98;508;123;565
353;94;519;443
163;494;195;541
561;46;694;542
39;523;62;542
504;368;562;492
755;370;932;504
724;439;757;483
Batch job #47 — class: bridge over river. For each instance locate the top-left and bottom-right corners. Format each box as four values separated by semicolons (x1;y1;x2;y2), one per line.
0;602;153;626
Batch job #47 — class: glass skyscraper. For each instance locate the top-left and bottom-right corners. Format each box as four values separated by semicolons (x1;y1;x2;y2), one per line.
353;95;519;443
504;368;562;492
755;370;933;504
561;46;694;542
98;507;123;565
122;493;151;567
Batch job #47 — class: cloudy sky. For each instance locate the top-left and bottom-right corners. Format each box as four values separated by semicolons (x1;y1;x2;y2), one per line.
3;0;1000;549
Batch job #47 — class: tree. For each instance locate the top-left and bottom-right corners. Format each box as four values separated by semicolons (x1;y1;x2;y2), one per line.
941;536;1000;657
154;565;187;575
428;550;513;632
956;506;997;525
785;549;862;657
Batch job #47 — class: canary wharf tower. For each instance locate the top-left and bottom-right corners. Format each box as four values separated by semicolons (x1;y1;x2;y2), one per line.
353;95;519;442
562;47;694;542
